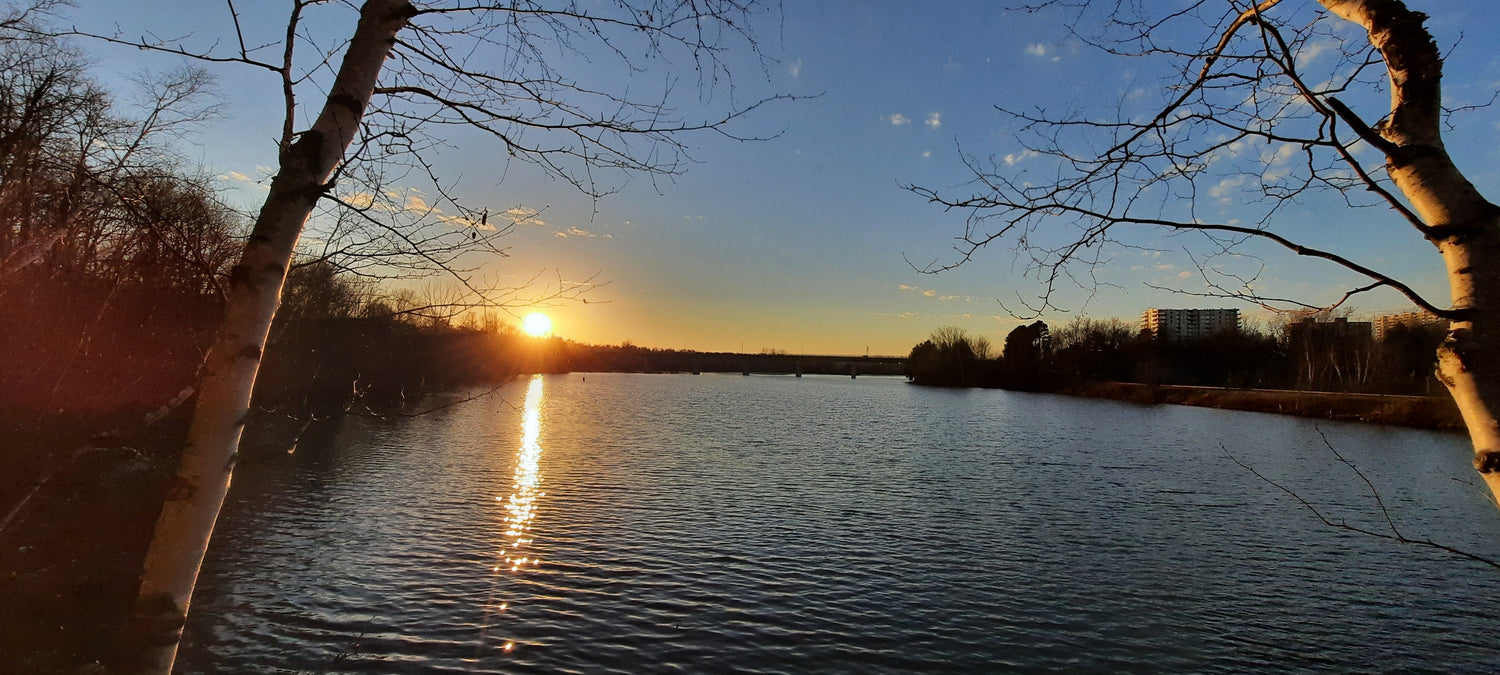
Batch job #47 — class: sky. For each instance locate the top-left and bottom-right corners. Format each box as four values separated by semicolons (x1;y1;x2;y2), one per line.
61;1;1500;356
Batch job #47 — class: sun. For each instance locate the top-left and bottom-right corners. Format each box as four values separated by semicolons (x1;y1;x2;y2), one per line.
522;312;553;337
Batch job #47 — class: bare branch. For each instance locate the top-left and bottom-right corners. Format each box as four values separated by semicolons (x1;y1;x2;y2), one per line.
1222;441;1500;571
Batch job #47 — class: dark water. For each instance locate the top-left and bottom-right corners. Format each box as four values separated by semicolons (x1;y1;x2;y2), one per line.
179;373;1500;672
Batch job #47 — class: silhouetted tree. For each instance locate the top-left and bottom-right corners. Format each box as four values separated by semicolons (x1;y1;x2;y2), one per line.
1001;320;1050;390
1378;321;1447;395
907;326;994;386
910;1;1500;507
53;3;788;669
1051;317;1135;383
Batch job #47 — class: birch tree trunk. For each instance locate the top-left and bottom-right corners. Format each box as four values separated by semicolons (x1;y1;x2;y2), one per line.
115;1;415;671
1319;0;1500;504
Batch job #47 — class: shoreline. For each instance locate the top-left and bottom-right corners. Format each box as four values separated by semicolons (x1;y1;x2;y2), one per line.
1056;382;1465;432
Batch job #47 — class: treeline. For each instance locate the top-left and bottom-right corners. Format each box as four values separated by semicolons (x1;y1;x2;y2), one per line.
906;316;1447;396
525;341;905;376
0;33;527;479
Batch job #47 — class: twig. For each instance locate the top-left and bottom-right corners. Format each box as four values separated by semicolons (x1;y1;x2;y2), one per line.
1221;441;1500;570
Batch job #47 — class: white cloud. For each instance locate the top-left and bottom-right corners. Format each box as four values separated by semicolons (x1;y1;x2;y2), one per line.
921;150;931;158
557;226;604;239
889;113;911;126
344;192;376;209
1296;40;1333;68
219;170;268;191
922;289;937;297
1177;270;1193;279
1003;149;1040;165
438;214;496;231
925;112;941;130
788;58;802;78
404;193;433;213
503;206;546;227
1024;43;1047;57
1209;176;1245;200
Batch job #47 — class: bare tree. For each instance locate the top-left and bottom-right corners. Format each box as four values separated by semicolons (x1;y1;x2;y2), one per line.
910;2;1500;509
45;1;786;671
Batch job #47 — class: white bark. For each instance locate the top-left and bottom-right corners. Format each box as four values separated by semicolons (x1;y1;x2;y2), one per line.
1319;0;1500;503
115;2;416;672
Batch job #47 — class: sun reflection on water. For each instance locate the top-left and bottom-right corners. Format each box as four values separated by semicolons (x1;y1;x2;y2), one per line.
505;375;545;548
482;374;547;656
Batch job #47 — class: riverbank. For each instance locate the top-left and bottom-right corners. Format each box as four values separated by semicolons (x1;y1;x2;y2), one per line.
1060;382;1465;431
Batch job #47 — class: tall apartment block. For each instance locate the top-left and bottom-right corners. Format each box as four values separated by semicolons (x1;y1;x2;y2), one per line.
1140;308;1240;342
1374;310;1449;340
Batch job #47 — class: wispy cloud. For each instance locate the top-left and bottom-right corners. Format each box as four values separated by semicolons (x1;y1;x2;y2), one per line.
1024;43;1047;57
921;150;931;158
503;206;546;227
1003;149;1039;165
788;58;802;78
340;188;441;215
925;112;941;130
219;170;268;191
344;192;376;209
889;113;911;126
1209;176;1245;202
900;283;971;302
438;214;496;231
554;226;612;239
404;193;432;213
1296;40;1333;68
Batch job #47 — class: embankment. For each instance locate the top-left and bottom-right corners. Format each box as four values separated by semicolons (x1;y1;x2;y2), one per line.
1061;382;1465;432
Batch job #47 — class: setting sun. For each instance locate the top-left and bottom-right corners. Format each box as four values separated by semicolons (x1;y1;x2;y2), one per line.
522;312;553;337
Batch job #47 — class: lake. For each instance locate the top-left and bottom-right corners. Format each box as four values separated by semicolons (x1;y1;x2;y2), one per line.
178;373;1500;672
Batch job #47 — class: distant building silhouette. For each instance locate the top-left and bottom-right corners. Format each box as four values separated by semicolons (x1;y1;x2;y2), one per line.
1283;316;1373;342
1140;308;1239;342
1375;310;1448;341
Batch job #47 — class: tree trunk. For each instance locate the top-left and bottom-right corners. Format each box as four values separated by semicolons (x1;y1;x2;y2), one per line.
1319;0;1500;504
114;2;415;672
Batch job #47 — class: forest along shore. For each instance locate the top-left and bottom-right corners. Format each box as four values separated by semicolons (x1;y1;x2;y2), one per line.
1060;382;1465;432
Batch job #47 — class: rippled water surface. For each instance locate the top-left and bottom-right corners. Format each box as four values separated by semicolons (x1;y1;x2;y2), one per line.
180;373;1500;672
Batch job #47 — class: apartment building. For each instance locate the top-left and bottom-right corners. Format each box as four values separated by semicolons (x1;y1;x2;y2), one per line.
1374;310;1449;341
1140;308;1240;342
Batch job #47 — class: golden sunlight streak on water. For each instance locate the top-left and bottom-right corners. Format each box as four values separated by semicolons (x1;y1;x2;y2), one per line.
503;375;545;551
480;374;546;655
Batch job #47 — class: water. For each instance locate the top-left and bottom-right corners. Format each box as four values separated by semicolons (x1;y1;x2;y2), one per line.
179;373;1500;672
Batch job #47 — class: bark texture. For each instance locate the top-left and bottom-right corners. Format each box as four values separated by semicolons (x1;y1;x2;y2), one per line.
114;2;416;672
1319;0;1500;503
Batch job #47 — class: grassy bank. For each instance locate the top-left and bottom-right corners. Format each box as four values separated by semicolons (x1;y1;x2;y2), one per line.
1062;382;1465;431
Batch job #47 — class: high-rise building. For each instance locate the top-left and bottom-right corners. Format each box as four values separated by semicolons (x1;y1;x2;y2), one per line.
1140;308;1240;342
1375;311;1449;340
1283;316;1373;343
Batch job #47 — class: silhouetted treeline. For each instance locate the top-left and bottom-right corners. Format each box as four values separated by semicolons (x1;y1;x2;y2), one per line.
535;341;904;377
906;317;1447;395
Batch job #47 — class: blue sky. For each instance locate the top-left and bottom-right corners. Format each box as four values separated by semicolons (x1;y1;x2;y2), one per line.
64;1;1500;355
